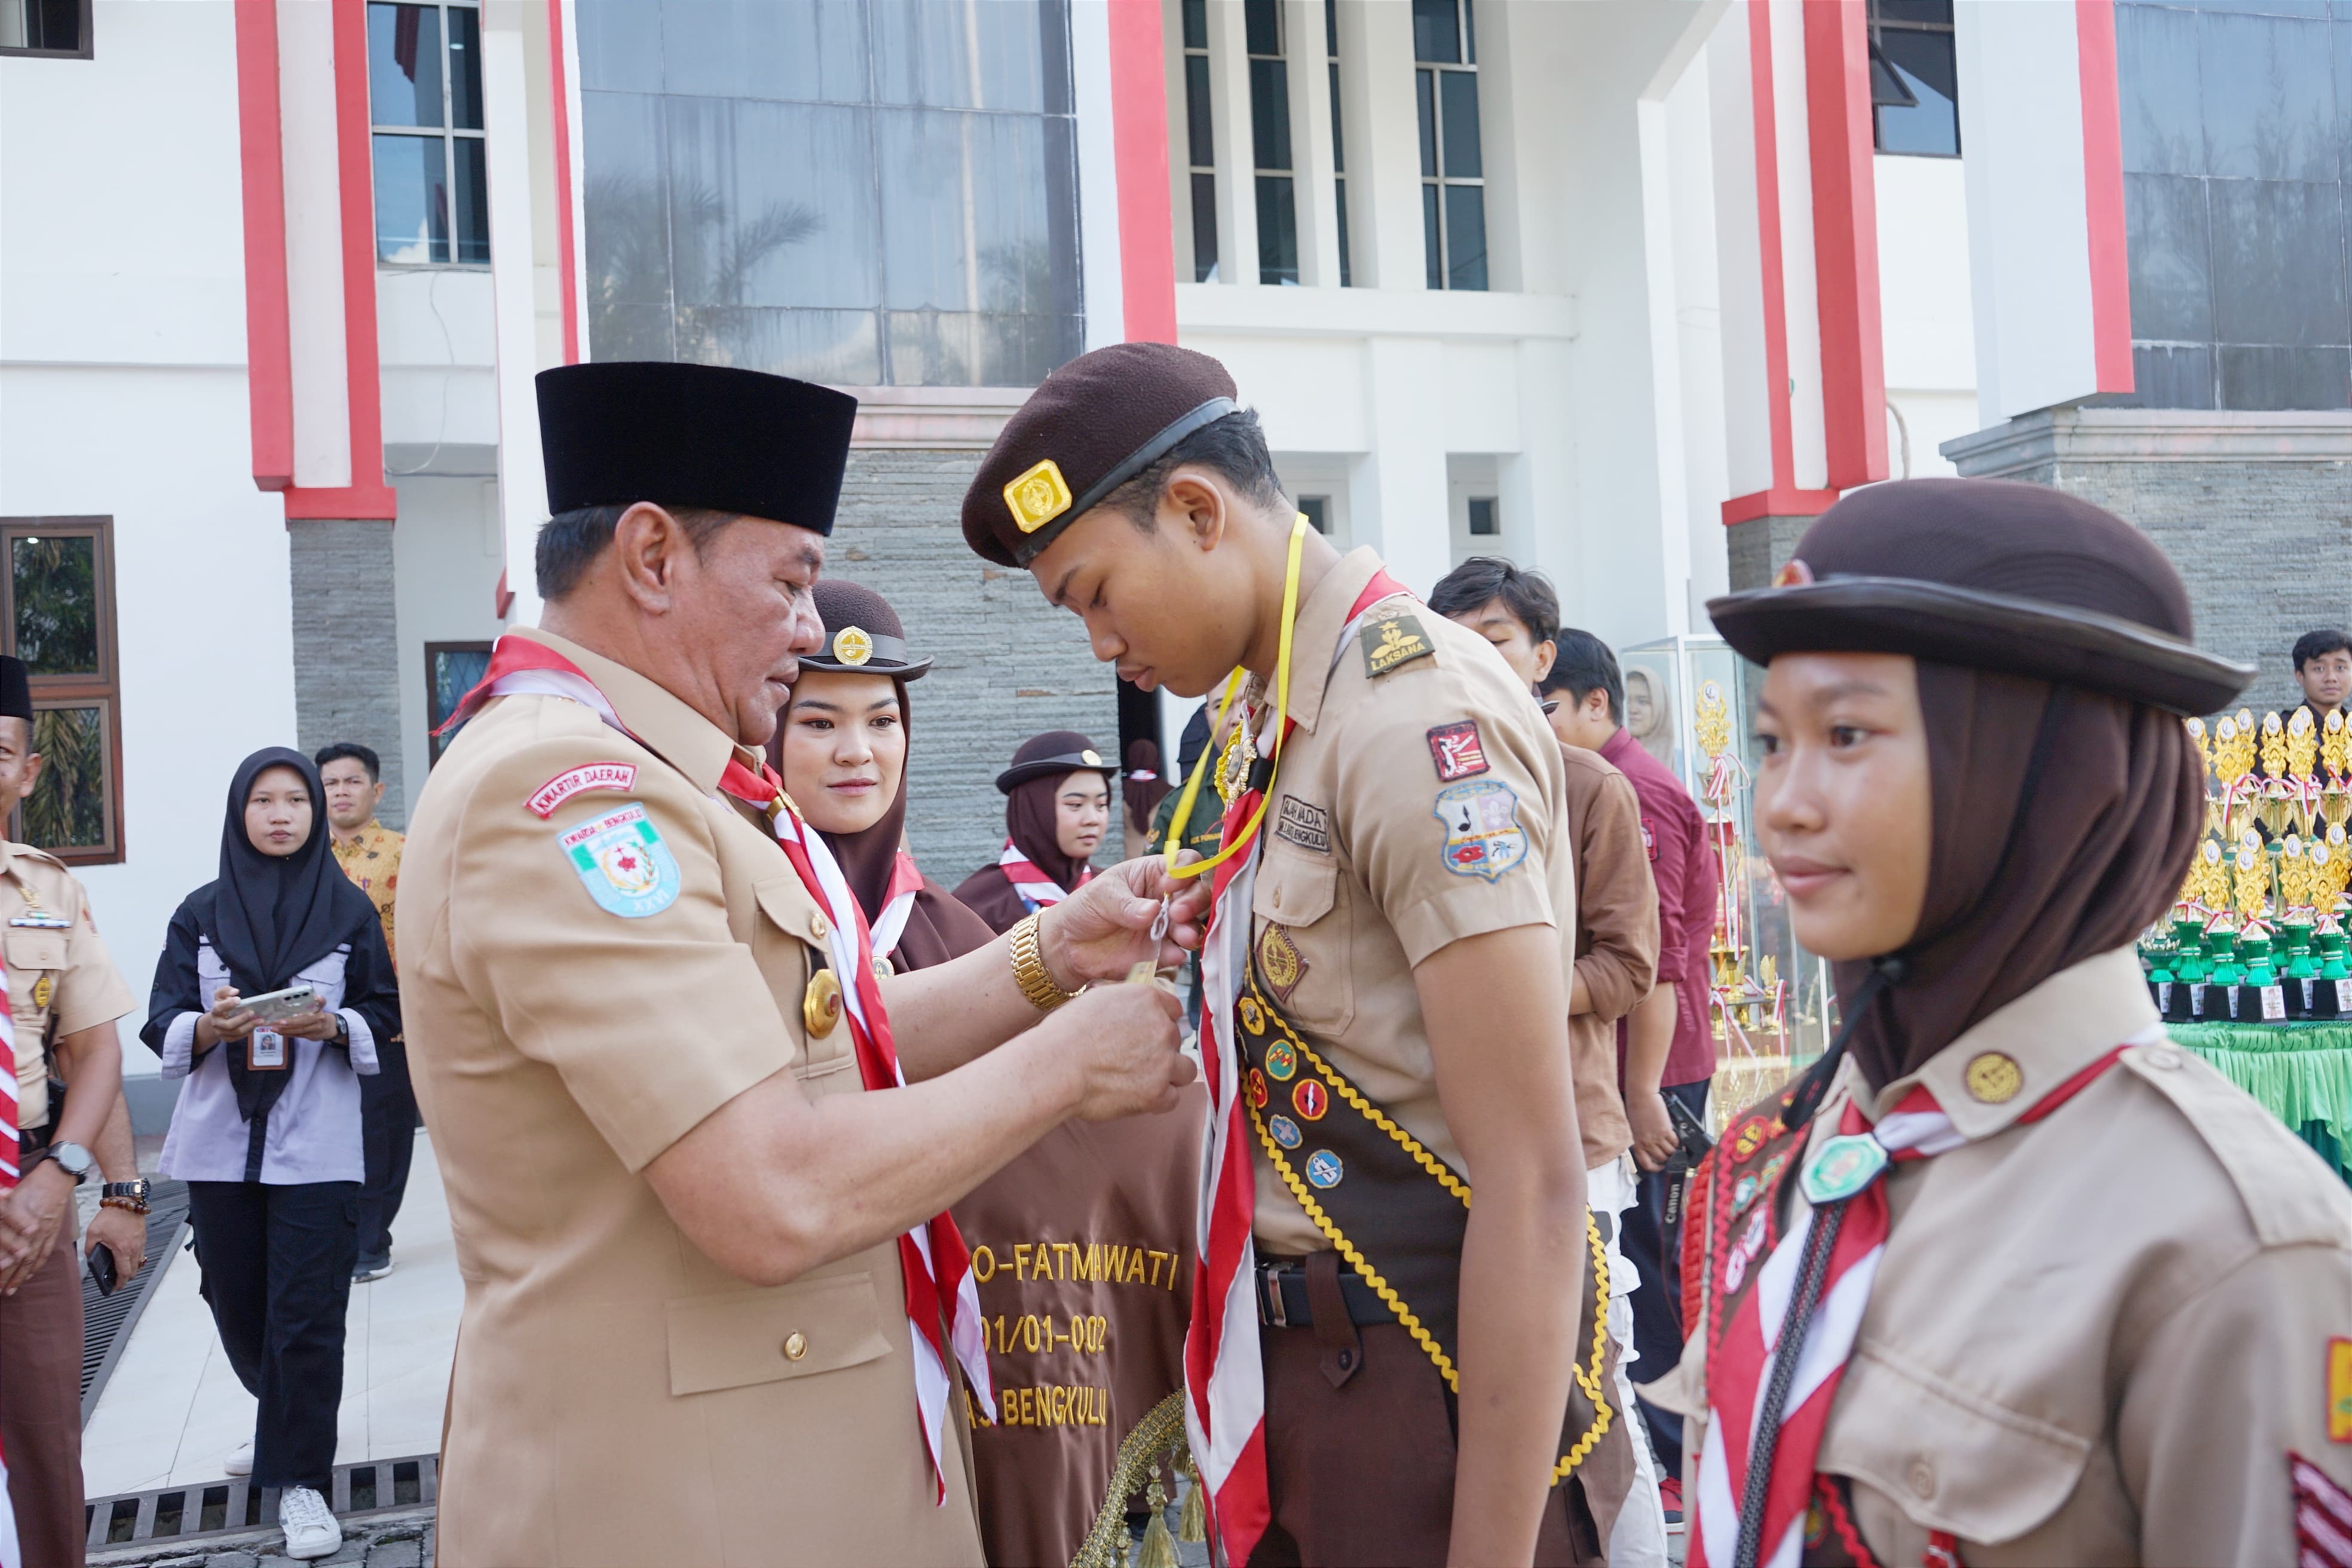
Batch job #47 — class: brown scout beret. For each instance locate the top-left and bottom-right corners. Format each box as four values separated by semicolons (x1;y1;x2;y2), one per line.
961;342;1239;568
1706;477;2252;716
799;579;930;679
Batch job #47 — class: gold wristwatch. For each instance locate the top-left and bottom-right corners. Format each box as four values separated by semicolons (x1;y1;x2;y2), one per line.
1010;911;1075;1012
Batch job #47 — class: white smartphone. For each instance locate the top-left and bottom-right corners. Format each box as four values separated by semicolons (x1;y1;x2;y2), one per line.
239;984;320;1025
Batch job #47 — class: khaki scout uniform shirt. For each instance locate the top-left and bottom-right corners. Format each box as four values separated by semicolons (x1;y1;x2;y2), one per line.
1667;948;2352;1566
1245;549;1577;1253
399;628;983;1568
1559;745;1655;1170
3;840;134;1132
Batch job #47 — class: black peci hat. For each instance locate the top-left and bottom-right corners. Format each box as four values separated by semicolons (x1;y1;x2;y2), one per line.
997;730;1114;794
798;579;930;679
0;657;28;724
536;362;859;535
962;342;1239;568
1706;478;2252;716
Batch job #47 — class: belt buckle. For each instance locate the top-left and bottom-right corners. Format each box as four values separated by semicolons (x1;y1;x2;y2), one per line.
1259;1265;1289;1328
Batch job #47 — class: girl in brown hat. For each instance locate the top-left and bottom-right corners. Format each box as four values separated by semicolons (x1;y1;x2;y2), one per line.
954;731;1116;935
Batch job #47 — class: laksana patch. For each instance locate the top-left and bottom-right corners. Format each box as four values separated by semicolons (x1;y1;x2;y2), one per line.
1359;614;1435;678
560;804;682;918
529;762;639;817
1426;720;1490;781
1433;780;1528;881
1275;795;1331;853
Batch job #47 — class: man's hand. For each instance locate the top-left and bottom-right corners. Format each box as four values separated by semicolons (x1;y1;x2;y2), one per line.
1040;855;1211;988
0;1162;74;1294
196;985;256;1050
85;1202;146;1279
1047;979;1196;1121
1628;1086;1679;1172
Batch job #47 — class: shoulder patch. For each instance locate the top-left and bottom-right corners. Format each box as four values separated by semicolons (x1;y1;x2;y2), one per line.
1359;614;1435;678
1432;779;1529;881
529;762;639;817
2121;1042;2352;1251
1426;720;1490;781
559;804;682;918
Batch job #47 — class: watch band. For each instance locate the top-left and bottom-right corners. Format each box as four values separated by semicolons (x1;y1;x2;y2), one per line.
1010;912;1074;1012
102;1179;151;1202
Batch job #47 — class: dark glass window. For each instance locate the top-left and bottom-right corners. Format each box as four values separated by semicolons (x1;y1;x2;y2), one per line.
1247;0;1296;284
1416;0;1486;290
0;0;89;57
1181;0;1218;282
369;2;491;264
1867;0;1958;157
427;643;494;765
1299;495;1331;534
0;519;120;863
1468;497;1499;537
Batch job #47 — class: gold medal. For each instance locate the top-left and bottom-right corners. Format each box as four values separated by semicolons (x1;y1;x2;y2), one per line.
32;975;51;1009
803;969;843;1036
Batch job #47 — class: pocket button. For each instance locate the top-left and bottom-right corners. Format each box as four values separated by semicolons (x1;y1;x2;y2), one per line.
783;1331;809;1362
1906;1459;1935;1499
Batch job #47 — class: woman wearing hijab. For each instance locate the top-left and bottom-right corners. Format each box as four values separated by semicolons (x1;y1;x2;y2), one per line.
1664;480;2352;1568
954;731;1116;935
142;748;400;1561
779;586;1205;1566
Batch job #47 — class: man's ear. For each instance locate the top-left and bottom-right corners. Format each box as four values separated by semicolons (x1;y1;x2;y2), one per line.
1162;471;1228;553
1585;687;1612;721
610;502;685;612
19;752;41;797
1534;639;1557;683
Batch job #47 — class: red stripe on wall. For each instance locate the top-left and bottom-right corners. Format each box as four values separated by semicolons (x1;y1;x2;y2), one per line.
1725;0;1810;526
1107;0;1175;344
1803;0;1886;490
549;0;581;364
287;0;398;521
2076;0;2134;394
233;0;293;492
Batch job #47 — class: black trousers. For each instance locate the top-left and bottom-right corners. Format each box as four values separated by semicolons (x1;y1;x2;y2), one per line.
185;1180;359;1491
1621;1076;1712;1480
357;1037;418;1267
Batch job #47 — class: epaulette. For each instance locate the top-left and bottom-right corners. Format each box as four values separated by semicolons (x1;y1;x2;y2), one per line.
2121;1040;2352;1252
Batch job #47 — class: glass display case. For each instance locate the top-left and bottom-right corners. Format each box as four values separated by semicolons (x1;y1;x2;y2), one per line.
1621;636;1838;1125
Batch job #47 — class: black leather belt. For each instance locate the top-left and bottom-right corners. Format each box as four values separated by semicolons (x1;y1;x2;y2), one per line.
19;1121;48;1154
1255;1260;1392;1328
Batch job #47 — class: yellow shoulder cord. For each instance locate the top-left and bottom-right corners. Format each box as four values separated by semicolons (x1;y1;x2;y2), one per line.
1160;514;1309;881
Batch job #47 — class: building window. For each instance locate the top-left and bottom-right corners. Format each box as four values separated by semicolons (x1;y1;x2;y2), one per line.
1245;0;1298;285
368;1;489;265
426;642;494;765
1298;495;1331;534
1868;0;1958;158
1183;0;1218;283
1468;496;1498;537
1328;0;1350;287
0;519;121;863
0;0;87;56
1414;0;1486;291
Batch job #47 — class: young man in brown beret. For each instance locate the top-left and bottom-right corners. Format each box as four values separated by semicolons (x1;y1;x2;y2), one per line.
963;342;1628;1566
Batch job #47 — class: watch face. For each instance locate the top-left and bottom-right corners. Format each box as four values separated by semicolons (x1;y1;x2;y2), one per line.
53;1142;93;1175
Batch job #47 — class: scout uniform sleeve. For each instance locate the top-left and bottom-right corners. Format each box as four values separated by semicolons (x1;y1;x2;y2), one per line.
52;872;135;1037
1331;670;1561;966
443;737;791;1174
1573;769;1659;1024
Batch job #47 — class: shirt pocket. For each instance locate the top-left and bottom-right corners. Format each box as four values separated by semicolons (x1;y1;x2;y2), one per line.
4;930;66;1029
1818;1342;2094;1546
751;875;856;1087
1250;848;1353;1036
664;1270;893;1396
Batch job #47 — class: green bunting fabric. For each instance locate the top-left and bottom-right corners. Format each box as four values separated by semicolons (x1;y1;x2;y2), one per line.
2172;1021;2352;1185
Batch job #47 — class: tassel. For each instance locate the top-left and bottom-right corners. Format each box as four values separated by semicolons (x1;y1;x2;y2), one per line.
1177;1453;1206;1544
1137;1478;1179;1568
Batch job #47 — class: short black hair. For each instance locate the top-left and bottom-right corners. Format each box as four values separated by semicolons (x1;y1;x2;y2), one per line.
1539;629;1624;725
314;742;381;782
1100;408;1288;532
2293;629;2352;671
1429;557;1560;647
534;503;739;600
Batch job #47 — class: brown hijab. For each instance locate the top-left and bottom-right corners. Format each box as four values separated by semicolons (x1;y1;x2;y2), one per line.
1835;662;2203;1089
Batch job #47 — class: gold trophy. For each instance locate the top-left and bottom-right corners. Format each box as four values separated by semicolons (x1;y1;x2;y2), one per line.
2234;827;2272;921
2185;715;2212;783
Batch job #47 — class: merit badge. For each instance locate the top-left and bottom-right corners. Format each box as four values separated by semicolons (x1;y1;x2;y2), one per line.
1800;1132;1889;1206
2329;1337;2352;1442
1304;1150;1344;1189
1432;780;1529;882
1291;1078;1329;1122
1258;925;1307;1001
1359;614;1434;678
1732;1172;1759;1213
31;975;51;1009
1269;1114;1304;1150
559;804;682;919
1425;720;1489;782
1239;996;1266;1035
1723;1207;1770;1293
1003;458;1073;534
1964;1051;2023;1104
1275;796;1331;853
1248;1070;1269;1109
528;762;638;818
832;626;873;665
1264;1038;1298;1081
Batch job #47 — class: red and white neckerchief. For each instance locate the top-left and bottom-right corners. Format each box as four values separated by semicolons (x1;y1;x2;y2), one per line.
1693;1040;2134;1568
869;849;926;963
443;635;995;1497
721;757;996;1499
1186;568;1410;1566
0;943;15;1195
997;839;1089;911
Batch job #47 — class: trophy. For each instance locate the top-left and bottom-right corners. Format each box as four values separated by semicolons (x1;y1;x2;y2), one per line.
2232;828;2272;922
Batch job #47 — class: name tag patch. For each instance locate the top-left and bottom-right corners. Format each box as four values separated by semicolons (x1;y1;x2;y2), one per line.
1275;796;1331;853
529;762;639;817
560;804;681;918
1426;719;1490;782
1434;780;1529;882
1359;614;1434;678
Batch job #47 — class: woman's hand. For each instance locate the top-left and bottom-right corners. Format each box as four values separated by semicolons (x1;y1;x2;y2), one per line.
275;1009;343;1043
195;985;256;1051
1040;855;1211;990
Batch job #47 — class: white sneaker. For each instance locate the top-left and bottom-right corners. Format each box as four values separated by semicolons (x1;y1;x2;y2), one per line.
225;1440;253;1477
278;1484;342;1560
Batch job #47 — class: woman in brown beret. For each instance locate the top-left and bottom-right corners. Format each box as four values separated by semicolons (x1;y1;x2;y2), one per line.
954;731;1116;935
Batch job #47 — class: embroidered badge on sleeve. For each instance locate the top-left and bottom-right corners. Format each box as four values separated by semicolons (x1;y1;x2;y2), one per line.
1275;796;1332;853
560;804;682;918
2330;1337;2352;1443
1433;780;1529;881
1426;720;1490;782
2291;1451;2352;1567
529;762;639;818
1359;614;1435;678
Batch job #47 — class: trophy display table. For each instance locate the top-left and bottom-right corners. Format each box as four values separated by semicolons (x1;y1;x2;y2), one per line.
2169;1019;2352;1184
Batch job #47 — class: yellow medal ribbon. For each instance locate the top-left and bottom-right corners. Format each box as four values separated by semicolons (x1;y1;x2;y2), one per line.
1160;514;1309;881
